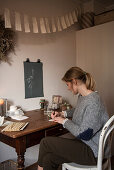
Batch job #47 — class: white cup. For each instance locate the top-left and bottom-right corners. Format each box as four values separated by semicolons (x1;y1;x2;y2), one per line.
10;105;17;112
15;110;20;115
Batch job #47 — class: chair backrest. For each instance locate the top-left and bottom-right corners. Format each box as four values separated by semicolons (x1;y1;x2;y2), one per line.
97;115;114;170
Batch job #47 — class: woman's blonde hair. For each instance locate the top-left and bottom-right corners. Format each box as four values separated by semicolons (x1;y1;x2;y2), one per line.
62;67;96;91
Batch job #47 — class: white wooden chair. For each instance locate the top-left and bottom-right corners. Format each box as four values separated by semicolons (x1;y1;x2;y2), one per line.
62;115;114;170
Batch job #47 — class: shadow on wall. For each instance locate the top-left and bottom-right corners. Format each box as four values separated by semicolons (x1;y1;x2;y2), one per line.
16;23;80;46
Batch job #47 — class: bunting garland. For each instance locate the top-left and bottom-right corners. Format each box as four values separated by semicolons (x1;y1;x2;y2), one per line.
3;8;78;34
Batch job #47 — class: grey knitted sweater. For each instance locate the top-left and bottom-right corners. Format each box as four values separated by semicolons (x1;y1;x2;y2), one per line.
64;92;109;158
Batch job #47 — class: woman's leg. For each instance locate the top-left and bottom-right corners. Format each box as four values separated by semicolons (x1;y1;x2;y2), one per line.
38;136;96;170
38;137;69;168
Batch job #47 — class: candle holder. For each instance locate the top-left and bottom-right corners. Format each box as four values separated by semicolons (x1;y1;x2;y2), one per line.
0;98;7;117
39;99;45;110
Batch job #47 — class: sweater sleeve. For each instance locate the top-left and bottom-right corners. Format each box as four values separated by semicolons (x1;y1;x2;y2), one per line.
64;102;104;141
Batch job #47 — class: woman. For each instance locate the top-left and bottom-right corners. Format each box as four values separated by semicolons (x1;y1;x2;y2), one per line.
37;67;109;170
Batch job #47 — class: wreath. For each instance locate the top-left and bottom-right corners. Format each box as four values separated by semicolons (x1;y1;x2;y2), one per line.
0;15;15;63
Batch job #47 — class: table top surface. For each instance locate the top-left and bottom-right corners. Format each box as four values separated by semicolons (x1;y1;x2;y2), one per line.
0;110;57;138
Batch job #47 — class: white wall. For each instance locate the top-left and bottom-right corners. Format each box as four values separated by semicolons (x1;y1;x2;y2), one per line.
0;0;79;166
0;30;77;111
76;21;114;154
0;0;79;110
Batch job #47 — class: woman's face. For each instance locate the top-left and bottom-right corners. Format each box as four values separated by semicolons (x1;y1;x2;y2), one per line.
66;81;78;95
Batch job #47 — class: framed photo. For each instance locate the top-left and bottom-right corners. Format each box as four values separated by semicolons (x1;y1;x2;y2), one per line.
52;95;62;104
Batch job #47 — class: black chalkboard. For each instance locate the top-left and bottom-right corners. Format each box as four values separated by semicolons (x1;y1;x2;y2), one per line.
24;62;44;99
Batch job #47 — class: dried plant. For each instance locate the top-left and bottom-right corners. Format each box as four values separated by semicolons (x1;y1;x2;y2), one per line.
0;15;15;63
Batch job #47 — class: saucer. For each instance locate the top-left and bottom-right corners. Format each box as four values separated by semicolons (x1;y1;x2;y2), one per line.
10;115;29;120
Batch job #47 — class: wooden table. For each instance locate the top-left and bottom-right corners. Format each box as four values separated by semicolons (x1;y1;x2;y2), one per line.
0;110;67;170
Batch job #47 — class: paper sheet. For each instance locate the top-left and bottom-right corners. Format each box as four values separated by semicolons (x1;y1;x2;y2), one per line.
48;119;54;121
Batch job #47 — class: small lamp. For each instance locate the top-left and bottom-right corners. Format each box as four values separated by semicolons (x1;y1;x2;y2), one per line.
0;98;7;117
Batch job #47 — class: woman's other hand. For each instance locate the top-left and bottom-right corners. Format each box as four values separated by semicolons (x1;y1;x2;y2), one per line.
53;116;65;124
51;111;58;119
51;111;65;119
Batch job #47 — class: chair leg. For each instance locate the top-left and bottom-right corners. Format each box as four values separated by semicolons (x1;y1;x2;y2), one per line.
108;158;111;170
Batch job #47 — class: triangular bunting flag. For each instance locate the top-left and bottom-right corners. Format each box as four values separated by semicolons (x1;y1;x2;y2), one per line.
32;17;38;33
65;14;71;27
60;16;67;29
45;18;51;33
40;18;47;33
69;12;74;25
15;12;22;31
24;14;30;32
72;10;78;22
51;17;56;33
56;17;62;32
4;8;11;28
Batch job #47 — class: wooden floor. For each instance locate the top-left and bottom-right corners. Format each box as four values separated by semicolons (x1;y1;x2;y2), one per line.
26;156;114;170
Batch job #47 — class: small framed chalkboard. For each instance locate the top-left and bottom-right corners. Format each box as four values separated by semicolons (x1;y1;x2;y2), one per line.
24;61;44;99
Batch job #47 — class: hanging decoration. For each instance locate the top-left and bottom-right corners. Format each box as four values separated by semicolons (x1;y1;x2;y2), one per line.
69;12;74;25
4;8;11;28
40;18;47;33
60;16;67;29
3;8;78;34
32;17;39;33
51;17;56;33
24;14;30;33
56;17;62;32
15;11;22;31
0;15;15;63
45;18;51;33
65;14;71;27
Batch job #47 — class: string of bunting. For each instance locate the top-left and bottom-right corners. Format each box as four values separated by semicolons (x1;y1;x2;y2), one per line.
4;8;78;33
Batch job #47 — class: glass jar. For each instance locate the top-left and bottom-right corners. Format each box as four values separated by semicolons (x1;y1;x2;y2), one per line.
39;99;46;110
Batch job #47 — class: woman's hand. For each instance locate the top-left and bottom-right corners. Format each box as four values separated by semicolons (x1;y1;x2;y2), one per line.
51;111;65;124
51;111;59;119
53;116;65;124
51;111;64;118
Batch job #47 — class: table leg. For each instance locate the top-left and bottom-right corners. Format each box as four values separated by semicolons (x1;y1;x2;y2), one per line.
15;136;26;170
17;153;25;169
